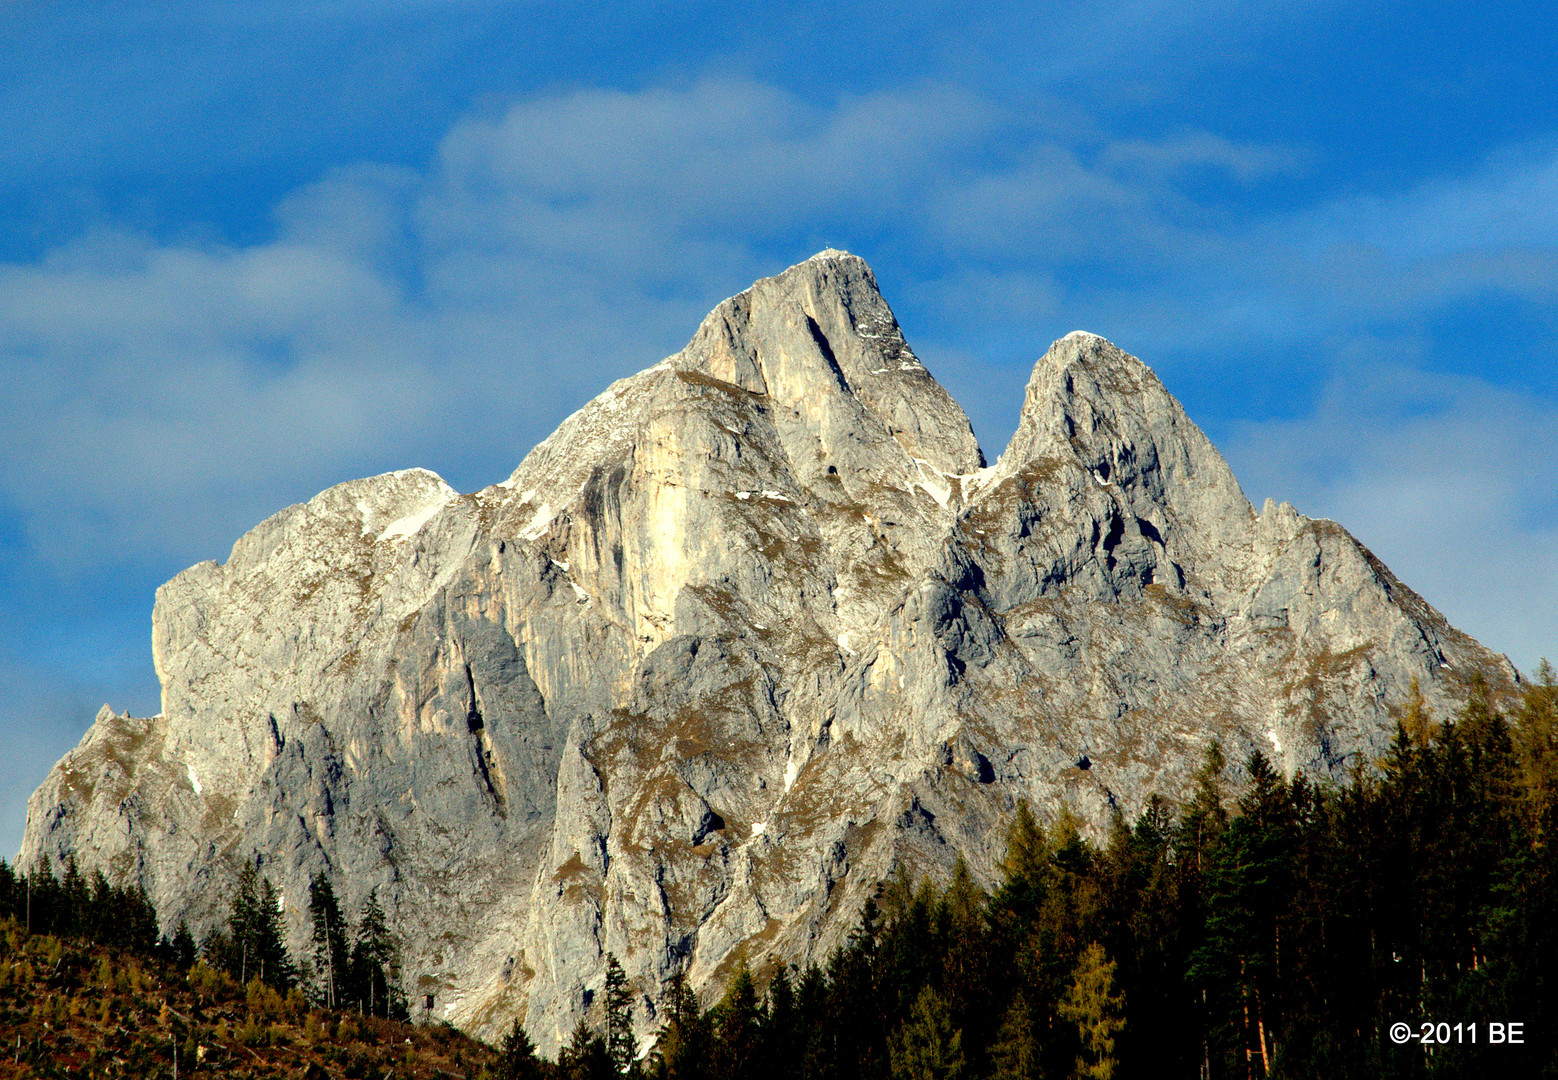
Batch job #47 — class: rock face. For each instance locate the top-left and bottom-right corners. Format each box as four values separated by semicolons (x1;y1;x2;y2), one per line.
20;250;1517;1051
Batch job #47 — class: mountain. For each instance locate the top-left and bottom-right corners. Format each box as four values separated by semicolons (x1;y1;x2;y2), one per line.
18;250;1518;1052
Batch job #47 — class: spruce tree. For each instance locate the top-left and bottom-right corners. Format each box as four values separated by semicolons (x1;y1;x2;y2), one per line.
30;853;55;935
171;920;197;969
219;862;296;990
560;1018;615;1080
256;872;296;988
498;1017;547;1080
711;961;761;1080
762;966;801;1080
1180;741;1228;874
308;873;350;1009
604;953;639;1074
349;889;402;1017
60;856;86;938
654;967;710;1080
0;859;14;923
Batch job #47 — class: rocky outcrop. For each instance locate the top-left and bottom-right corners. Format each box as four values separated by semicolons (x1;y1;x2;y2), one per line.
19;251;1518;1052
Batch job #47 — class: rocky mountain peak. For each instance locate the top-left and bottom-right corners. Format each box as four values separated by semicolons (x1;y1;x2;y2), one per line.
504;249;983;522
999;330;1253;553
20;252;1519;1054
676;249;984;476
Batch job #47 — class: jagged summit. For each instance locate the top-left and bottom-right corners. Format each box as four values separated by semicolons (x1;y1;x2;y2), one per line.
21;251;1517;1054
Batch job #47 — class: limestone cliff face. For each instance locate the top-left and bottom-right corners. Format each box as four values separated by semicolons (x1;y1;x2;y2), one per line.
20;251;1517;1051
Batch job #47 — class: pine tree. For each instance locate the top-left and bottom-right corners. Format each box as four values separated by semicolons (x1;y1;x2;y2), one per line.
1189;751;1295;1077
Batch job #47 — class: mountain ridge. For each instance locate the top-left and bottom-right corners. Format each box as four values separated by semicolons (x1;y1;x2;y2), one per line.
19;249;1518;1053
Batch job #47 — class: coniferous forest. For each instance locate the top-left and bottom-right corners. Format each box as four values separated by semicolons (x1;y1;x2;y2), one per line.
3;666;1556;1079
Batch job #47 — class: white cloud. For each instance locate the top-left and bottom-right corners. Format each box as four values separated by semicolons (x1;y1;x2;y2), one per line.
1304;142;1558;260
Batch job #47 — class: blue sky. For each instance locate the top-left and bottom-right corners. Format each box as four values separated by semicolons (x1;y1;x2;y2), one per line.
4;0;1557;856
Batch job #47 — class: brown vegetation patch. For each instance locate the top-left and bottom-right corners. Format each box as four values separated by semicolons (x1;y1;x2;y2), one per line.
705;917;783;990
56;716;159;809
961;457;1069;530
674;369;764;398
1141;582;1200;624
551;853;589;884
198;793;239;836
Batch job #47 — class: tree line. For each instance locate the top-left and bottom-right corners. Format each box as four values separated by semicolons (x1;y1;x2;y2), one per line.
0;853;159;953
0;854;406;1020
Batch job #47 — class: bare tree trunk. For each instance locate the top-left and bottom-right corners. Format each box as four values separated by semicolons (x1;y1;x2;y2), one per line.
1202;988;1211;1080
1256;993;1270;1076
1240;958;1254;1080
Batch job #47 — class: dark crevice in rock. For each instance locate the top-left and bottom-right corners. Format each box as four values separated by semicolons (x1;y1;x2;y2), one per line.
691;807;725;845
465;664;484;733
805;315;852;395
1102;514;1125;556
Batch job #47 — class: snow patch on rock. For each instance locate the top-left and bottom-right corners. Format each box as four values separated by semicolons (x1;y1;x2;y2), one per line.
379;491;457;541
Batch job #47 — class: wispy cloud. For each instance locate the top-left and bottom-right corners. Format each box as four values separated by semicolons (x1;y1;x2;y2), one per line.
1302;142;1558;262
1100;132;1306;183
